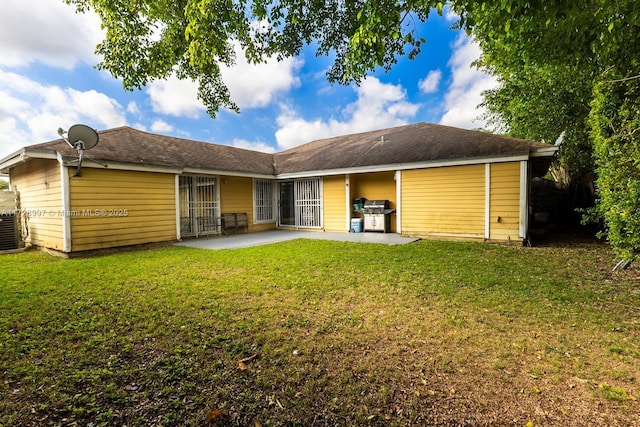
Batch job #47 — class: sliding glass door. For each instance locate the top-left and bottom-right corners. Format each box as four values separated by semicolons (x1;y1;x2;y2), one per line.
278;178;322;228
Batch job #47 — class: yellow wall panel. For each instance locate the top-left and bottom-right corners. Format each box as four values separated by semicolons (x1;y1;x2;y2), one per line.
10;159;64;250
323;175;347;231
351;171;396;206
69;168;176;252
402;164;485;238
219;176;258;231
489;162;521;241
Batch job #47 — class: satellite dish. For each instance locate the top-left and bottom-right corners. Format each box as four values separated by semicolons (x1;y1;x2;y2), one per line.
67;124;99;150
57;124;99;177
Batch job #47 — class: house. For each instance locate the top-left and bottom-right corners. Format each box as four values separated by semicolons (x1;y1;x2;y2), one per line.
0;123;557;254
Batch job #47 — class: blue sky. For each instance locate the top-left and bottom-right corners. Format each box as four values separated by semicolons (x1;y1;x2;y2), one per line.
0;0;498;162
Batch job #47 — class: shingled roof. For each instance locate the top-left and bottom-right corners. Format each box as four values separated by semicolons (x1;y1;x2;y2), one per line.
274;122;553;174
6;123;555;176
30;126;276;176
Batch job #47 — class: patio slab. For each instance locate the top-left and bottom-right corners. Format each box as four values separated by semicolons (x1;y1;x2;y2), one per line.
174;230;419;250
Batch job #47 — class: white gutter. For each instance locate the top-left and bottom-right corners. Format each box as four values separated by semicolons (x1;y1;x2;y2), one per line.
182;167;275;179
276;154;532;180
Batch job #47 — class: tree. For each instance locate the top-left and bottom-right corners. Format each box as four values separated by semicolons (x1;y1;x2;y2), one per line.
479;62;595;208
65;0;439;116
0;180;8;191
457;0;640;260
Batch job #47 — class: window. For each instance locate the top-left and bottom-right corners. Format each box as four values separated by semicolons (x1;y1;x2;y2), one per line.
253;179;275;222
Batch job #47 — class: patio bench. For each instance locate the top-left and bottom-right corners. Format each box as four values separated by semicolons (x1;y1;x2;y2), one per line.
221;213;248;235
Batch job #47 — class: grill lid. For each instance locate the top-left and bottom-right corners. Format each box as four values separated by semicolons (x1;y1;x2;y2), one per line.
363;199;389;209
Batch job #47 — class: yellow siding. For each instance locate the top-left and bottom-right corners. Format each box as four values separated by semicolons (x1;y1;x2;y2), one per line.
351;171;396;232
219;176;274;232
489;162;521;241
10;159;64;250
69;168;176;251
351;171;396;204
402;165;485;238
323;175;347;231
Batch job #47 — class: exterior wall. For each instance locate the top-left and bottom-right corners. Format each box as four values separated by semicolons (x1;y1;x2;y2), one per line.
351;171;397;232
69;168;176;252
401;164;485;239
489;162;521;241
10;159;64;250
323;175;347;232
220;175;274;232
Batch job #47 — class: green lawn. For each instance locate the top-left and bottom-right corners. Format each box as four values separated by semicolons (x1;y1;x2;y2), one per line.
0;239;638;426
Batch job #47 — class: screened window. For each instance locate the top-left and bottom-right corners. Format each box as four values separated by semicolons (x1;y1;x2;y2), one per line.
254;179;275;222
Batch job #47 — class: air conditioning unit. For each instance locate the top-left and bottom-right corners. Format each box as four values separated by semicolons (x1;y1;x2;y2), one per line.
0;190;19;250
0;214;18;250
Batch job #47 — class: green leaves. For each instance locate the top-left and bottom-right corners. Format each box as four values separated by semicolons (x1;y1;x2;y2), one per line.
67;0;439;108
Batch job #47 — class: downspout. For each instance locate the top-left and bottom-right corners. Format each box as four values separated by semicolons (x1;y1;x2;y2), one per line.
394;171;402;234
57;152;72;253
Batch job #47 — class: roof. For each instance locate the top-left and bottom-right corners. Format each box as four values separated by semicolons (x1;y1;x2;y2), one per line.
274;122;553;174
25;127;276;176
0;123;556;177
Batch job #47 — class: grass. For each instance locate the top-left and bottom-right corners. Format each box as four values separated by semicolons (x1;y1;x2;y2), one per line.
0;239;638;426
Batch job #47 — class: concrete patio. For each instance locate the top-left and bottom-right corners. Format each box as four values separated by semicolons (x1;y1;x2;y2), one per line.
174;230;419;250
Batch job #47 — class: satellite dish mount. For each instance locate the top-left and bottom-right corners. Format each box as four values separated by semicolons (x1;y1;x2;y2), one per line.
57;124;99;177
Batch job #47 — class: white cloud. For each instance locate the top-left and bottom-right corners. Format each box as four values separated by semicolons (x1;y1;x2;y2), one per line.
275;77;420;150
146;41;303;118
150;120;173;133
0;70;126;158
221;42;303;109
439;35;498;129
0;0;102;68
147;77;203;119
418;70;442;94
127;102;142;116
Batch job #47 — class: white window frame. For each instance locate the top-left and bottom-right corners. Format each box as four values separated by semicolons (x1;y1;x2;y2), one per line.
253;178;276;223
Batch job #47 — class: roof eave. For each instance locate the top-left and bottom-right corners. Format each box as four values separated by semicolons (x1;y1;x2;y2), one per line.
0;147;59;173
530;145;559;157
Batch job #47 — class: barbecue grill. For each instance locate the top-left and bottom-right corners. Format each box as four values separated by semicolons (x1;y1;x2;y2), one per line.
362;199;394;232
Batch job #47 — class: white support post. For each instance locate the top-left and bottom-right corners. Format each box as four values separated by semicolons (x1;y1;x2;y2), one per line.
395;170;402;234
57;152;71;253
519;161;529;239
485;163;491;240
175;175;181;241
345;174;351;231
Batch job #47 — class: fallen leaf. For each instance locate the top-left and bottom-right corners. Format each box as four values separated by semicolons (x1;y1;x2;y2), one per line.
237;352;261;370
206;410;229;421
